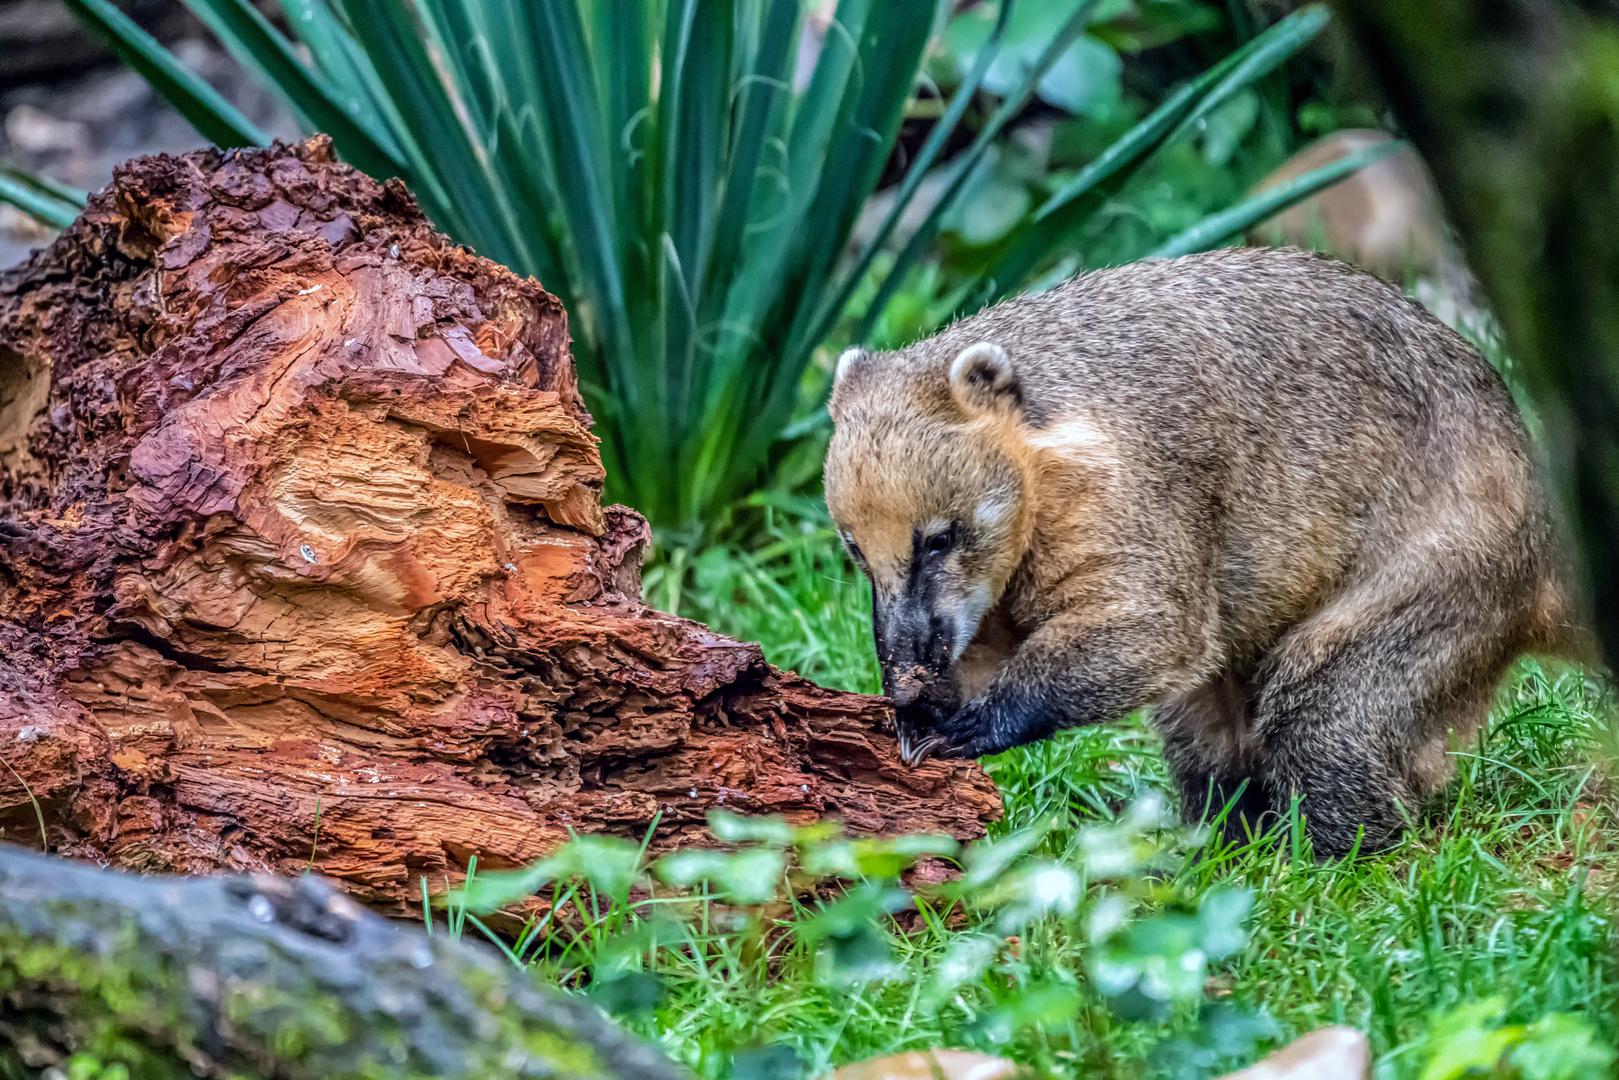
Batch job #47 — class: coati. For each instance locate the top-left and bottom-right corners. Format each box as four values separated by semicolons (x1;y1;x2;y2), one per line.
824;247;1569;857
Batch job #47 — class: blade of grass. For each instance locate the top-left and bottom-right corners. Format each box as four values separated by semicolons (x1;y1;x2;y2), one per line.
180;0;404;177
332;0;528;271
519;0;636;408
1147;140;1401;259
64;0;268;148
802;0;1016;352
849;0;1104;345
658;0;736;450
700;0;799;330
2;164;89;207
0;755;48;852
278;0;408;163
0;172;83;230
727;3;936;480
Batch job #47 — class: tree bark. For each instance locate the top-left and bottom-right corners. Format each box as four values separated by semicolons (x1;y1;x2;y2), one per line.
0;844;686;1079
0;137;1000;916
1333;0;1619;665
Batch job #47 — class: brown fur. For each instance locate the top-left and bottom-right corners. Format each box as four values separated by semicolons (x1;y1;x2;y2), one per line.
825;247;1571;856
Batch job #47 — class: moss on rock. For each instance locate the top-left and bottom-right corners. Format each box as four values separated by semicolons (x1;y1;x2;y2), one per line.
0;847;685;1080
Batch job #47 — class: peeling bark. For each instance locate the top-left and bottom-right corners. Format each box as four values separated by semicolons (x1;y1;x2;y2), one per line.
0;138;1000;914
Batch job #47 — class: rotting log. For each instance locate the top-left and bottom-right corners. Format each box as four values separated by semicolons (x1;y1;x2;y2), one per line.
0;843;687;1079
0;137;1001;915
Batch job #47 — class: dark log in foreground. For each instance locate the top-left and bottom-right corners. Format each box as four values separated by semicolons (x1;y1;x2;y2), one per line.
0;138;1000;915
0;844;685;1079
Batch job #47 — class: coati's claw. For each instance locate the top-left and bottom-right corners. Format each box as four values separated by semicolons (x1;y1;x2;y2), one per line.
922;700;994;761
894;700;953;766
903;732;948;765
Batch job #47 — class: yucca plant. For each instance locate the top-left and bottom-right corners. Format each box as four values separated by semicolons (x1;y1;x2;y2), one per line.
10;0;1390;537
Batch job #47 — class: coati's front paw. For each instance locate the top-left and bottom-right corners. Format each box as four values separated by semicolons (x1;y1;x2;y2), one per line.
920;700;1004;762
921;692;1055;762
894;700;953;766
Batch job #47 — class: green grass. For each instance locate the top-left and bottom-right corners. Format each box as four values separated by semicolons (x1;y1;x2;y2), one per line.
462;520;1618;1080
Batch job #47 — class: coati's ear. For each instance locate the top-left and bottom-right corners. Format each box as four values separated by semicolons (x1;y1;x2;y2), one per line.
829;347;868;422
949;341;1020;417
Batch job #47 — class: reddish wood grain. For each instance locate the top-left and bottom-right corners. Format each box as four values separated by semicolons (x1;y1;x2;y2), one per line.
0;138;1000;914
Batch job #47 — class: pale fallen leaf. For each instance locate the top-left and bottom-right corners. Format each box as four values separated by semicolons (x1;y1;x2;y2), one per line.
828;1049;1024;1080
1221;1026;1369;1080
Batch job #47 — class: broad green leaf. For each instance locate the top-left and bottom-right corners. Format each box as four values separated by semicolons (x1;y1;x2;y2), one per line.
949;166;1031;247
959;816;1055;891
1040;34;1122;118
795;880;912;943
708;809;800;846
64;0;268;148
1076;790;1171;879
1512;1014;1617;1080
946;0;1121;116
1200;88;1260;166
656;846;786;903
447;861;553;914
1420;998;1520;1080
972;983;1084;1044
448;834;644;912
980;860;1082;933
1195;887;1253;959
923;932;1000;1006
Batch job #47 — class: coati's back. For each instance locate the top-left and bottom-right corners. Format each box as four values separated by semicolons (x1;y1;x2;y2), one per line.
892;247;1566;660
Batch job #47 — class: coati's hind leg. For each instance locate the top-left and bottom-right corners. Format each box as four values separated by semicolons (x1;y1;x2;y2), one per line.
1252;575;1522;858
1155;672;1273;844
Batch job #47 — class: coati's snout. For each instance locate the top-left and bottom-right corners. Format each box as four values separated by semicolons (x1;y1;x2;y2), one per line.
824;341;1035;763
848;515;1003;764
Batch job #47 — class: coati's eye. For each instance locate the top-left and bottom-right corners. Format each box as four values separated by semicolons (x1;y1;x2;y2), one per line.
840;533;864;564
922;525;957;559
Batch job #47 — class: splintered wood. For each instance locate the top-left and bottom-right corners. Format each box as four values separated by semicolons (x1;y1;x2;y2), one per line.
0;138;999;913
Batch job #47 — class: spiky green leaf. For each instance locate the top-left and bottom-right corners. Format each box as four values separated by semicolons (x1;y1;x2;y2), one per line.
64;0;268;148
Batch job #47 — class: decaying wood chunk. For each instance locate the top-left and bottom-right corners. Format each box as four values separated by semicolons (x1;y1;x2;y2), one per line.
0;137;1000;914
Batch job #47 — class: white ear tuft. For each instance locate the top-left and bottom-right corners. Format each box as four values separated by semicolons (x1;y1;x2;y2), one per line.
833;347;868;391
949;341;1020;416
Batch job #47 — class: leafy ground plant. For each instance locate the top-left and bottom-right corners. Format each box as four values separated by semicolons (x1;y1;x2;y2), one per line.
540;518;1619;1079
13;1;1389;536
